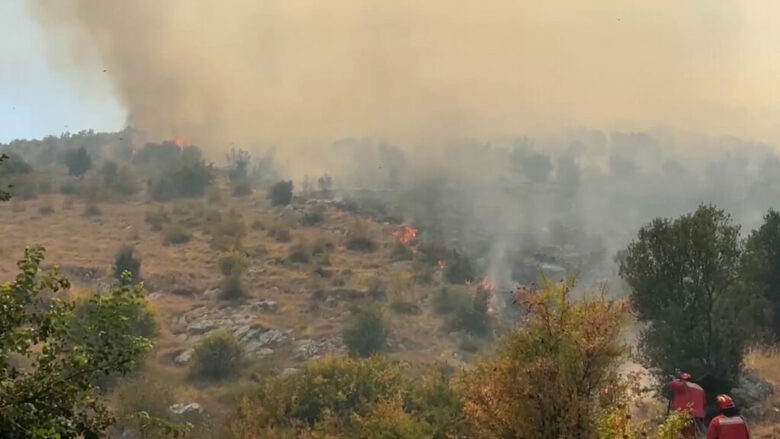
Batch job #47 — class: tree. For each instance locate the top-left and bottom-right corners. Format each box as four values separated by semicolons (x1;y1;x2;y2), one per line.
0;247;153;438
268;180;293;206
741;209;780;339
457;276;626;438
64;147;92;177
343;305;388;357
619;205;748;388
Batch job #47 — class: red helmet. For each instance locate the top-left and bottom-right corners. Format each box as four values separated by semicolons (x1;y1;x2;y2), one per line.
716;394;736;410
680;372;691;381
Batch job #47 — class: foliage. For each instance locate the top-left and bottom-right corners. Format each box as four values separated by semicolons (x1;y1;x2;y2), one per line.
190;330;245;381
445;288;491;336
741;208;780;339
163;223;191;246
444;251;476;284
148;152;215;201
343;305;389;357
300;207;325;226
219;272;246;301
64;147;92;177
207;210;247;251
102;160;139;198
457;276;626;439
619;204;749;386
132;142;181;168
114;245;141;281
0;248;153;438
432;286;470;315
228;149;252;196
268;180;293;206
218;251;248;277
345;221;377;252
0;153;32;177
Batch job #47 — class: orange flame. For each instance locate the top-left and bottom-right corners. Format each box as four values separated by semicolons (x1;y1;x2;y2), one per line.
478;277;495;292
437;260;447;271
174;137;184;151
394;224;418;246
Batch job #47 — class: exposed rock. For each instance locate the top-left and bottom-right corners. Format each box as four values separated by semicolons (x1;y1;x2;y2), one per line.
174;348;194;366
324;296;338;307
148;292;164;301
294;339;320;360
255;328;288;346
254;348;274;358
169;402;203;417
252;300;279;313
188;320;217;335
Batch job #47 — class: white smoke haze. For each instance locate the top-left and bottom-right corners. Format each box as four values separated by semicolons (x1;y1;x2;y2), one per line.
28;1;780;290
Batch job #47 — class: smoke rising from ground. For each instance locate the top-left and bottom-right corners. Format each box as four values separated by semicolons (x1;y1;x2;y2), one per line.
31;0;780;159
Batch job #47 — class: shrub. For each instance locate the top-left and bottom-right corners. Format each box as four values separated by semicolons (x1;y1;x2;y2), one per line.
82;204;101;217
114;245;141;281
391;242;414;261
444;252;476;284
103;162;139;198
147;154;215;201
286;244;311;264
111;376;178;436
300;208;325;226
64;147;92;177
457;277;627;438
163;223;191;245
346;236;376;252
367;277;387;301
59;180;78;195
267;223;292;243
268;180;293;206
208;210;246;251
132;141;181;168
343;305;388;357
232;181;252;197
145;207;169;231
447;289;491;336
190;330;245;380
432;286;471;315
0;153;32;177
390;300;421;315
38;203;55;216
218;251;248;277
219;272;245;300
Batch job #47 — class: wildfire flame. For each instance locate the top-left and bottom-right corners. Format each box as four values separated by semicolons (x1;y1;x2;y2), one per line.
173;136;184;151
394;224;417;246
437;260;447;271
478;277;495;292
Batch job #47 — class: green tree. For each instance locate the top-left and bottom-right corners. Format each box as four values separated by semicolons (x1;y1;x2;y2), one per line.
343;305;388;357
457;276;626;439
0;247;153;438
619;204;748;387
268;180;293;206
741;209;780;339
64;147;92;177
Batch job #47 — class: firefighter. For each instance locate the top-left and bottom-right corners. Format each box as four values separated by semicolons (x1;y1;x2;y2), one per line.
668;372;706;438
707;394;750;439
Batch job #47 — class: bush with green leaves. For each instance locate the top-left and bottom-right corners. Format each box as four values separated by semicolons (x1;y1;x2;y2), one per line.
0;153;32;177
0;247;153;438
343;305;389;357
447;288;491;336
268;180;293;206
741;208;780;340
131;141;181;168
63;147;92;177
218;251;248;277
432;286;471;315
619;204;750;389
114;245;141;281
102;160;140;198
190;330;245;381
147;151;215;201
163;223;191;245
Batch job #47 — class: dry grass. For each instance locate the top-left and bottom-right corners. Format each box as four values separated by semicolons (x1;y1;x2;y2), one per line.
744;348;780;437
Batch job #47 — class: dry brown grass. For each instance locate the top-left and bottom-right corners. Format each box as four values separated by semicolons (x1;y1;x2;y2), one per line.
744;348;780;437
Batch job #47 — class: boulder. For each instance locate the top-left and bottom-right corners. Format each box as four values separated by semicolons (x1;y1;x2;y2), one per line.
187;320;218;335
174;348;194;366
294;339;320;360
169;402;203;417
732;370;774;409
253;300;279;313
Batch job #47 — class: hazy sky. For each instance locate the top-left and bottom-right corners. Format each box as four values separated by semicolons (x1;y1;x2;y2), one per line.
0;0;124;143
5;1;780;150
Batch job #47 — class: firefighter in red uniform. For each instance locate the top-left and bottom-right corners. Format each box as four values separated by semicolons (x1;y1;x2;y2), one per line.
707;394;750;439
668;373;707;438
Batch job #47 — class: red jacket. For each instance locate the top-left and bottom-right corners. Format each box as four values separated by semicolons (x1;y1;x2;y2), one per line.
707;414;750;439
668;379;706;418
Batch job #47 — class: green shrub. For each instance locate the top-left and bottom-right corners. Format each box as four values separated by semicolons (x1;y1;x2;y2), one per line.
444;252;476;284
286;245;311;264
218;251;248;277
343;305;388;357
267;224;292;243
447;289;491;336
432;287;471;315
114;245;141;281
219;272;246;300
0;153;32;177
346;236;377;252
82;204;101;217
132;142;181;168
64;147;92;177
59;180;78;195
148;154;215;201
38;203;55;216
268;180;293;206
145;207;169;231
300;208;325;226
190;330;245;380
163;223;191;245
232;181;252;197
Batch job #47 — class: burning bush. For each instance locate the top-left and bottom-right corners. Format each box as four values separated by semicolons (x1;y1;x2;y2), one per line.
114;245;141;281
190;330;245;381
268;180;293;206
343;304;389;357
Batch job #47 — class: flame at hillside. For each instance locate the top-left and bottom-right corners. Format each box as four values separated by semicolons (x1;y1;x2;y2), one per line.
174;137;184;151
394;224;417;246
